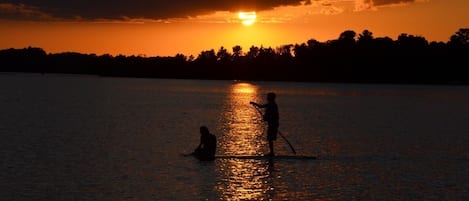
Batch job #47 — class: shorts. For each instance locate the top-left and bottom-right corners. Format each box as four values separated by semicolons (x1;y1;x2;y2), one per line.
267;126;278;141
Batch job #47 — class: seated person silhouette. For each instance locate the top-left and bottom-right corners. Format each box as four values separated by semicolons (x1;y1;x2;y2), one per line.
192;126;217;161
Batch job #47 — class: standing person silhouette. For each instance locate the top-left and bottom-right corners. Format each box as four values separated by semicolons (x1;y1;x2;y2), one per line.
192;126;217;161
250;92;279;156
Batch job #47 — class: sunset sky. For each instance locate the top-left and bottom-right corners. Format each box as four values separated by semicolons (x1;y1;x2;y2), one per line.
1;0;468;57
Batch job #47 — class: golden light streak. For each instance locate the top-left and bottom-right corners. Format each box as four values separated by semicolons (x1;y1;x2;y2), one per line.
216;82;279;200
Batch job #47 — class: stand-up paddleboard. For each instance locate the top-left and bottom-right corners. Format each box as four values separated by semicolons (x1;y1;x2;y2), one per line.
182;153;316;160
215;155;317;160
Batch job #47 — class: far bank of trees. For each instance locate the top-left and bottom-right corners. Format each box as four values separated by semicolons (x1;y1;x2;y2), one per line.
1;28;468;84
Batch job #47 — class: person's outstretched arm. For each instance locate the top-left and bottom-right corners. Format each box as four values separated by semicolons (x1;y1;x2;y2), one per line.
250;101;267;108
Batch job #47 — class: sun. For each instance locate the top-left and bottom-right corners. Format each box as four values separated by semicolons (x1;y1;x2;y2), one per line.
238;11;256;26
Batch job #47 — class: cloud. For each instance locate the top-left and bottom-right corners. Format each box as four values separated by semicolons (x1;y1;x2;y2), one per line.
354;0;428;11
0;0;429;21
372;0;427;7
0;0;312;21
0;3;54;20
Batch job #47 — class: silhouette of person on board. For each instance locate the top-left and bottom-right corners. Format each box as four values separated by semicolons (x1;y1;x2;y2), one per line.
250;92;279;156
192;126;217;161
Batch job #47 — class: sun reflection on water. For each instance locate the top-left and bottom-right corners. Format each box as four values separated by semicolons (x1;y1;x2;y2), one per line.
217;82;278;200
220;82;263;156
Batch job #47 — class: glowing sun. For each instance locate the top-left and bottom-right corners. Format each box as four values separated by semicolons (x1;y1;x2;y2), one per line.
238;11;256;26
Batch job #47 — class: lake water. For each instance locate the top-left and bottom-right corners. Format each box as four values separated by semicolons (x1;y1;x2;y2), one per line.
1;73;469;200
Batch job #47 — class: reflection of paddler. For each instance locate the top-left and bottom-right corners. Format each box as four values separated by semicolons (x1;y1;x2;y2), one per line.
192;126;217;161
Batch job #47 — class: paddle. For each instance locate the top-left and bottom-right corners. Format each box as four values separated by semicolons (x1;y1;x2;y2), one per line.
278;131;296;155
251;104;296;155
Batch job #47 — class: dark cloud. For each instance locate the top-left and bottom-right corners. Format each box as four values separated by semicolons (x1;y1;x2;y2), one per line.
0;2;53;20
354;0;424;12
1;0;311;20
372;0;417;7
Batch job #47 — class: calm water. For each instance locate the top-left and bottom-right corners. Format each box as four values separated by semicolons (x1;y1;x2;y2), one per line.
1;73;469;200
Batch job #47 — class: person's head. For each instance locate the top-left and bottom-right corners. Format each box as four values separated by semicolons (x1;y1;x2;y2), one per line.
200;126;209;135
267;92;276;102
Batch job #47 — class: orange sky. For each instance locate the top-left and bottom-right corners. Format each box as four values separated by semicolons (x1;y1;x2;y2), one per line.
0;0;468;57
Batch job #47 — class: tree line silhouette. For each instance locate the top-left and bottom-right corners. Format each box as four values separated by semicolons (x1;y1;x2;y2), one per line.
1;28;468;84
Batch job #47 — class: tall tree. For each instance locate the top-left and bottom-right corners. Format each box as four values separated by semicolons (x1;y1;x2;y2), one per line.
357;29;374;47
448;28;469;47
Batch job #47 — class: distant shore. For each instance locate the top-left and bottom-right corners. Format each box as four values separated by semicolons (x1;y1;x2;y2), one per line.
1;29;468;85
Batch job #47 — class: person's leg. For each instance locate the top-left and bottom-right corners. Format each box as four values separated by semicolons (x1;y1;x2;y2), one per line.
267;126;276;156
268;140;275;156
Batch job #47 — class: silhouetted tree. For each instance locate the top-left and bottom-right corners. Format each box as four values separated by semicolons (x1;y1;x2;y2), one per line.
196;49;217;63
338;30;357;47
232;45;242;57
246;45;259;59
357;29;374;47
448;28;469;47
397;33;428;49
0;47;47;73
216;46;231;63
